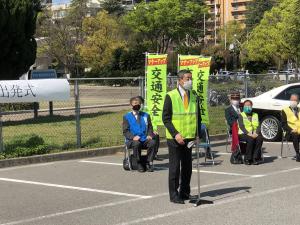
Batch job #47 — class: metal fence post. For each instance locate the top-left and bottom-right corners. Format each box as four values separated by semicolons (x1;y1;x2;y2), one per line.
139;76;145;98
244;74;248;98
285;74;288;85
0;108;3;152
74;80;81;148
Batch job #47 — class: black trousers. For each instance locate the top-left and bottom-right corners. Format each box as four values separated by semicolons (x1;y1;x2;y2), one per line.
290;132;300;153
167;139;192;201
239;134;264;161
127;139;156;163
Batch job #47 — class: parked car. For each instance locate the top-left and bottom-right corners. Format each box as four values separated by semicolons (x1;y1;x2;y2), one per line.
216;71;231;81
242;83;300;141
273;71;298;81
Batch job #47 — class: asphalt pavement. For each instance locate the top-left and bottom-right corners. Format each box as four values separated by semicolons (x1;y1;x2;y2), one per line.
0;141;300;225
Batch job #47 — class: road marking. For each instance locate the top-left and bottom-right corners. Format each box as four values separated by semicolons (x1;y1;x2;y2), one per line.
0;177;151;199
79;160;123;166
0;198;144;225
0;163;55;172
192;170;258;177
117;183;300;225
3;165;300;225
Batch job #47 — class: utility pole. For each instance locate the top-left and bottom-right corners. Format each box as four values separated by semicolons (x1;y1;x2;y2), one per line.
214;1;217;45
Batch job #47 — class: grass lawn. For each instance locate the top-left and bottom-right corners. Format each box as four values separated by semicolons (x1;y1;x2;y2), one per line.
1;106;226;158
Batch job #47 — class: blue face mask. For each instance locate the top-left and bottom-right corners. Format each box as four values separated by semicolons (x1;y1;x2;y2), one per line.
243;106;252;114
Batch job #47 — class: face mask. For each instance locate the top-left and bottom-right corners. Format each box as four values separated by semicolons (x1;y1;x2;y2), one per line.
183;80;192;90
243;106;252;114
132;104;141;111
231;100;240;106
290;101;298;108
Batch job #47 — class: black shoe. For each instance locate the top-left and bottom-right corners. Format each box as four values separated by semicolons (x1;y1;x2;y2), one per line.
296;153;300;162
146;164;154;172
253;160;259;165
170;196;185;204
206;148;212;159
244;160;252;165
179;193;190;200
137;163;145;172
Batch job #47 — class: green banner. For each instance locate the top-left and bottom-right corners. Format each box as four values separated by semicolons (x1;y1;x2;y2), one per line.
178;55;211;125
146;54;167;129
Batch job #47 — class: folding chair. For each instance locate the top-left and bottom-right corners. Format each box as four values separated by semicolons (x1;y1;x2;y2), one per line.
123;139;154;171
280;129;292;158
123;139;133;171
199;127;215;165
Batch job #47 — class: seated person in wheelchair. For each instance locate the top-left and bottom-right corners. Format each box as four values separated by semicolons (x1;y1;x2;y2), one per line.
123;96;156;172
225;91;241;133
238;100;264;165
282;94;300;162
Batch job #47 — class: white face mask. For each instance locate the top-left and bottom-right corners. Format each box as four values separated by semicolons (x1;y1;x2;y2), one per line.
183;80;192;90
231;100;240;106
290;101;298;108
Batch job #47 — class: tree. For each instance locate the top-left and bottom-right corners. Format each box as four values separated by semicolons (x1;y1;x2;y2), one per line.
37;0;91;77
219;20;244;49
245;0;278;32
0;0;41;80
78;11;126;71
242;0;297;70
123;0;207;53
101;0;124;15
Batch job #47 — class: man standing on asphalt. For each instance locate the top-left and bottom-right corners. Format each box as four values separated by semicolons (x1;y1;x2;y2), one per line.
162;70;201;204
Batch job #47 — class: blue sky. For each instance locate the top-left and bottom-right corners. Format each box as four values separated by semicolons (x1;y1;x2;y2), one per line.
52;0;70;4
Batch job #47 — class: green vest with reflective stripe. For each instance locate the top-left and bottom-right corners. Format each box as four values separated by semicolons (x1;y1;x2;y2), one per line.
238;112;259;134
165;89;197;139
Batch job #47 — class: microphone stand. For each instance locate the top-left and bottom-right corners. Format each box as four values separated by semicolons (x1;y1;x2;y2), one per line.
189;90;213;207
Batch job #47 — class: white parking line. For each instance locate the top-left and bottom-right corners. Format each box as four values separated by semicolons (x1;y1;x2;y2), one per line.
0;177;151;199
79;160;123;166
0;198;144;225
117;183;300;225
193;170;258;177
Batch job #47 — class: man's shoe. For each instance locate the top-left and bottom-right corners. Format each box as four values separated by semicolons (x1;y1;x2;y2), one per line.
179;193;190;200
205;148;212;159
244;160;252;165
170;196;185;204
296;153;300;162
146;164;154;172
137;163;145;172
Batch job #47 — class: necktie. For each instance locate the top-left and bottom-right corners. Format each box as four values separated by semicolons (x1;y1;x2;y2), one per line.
184;91;189;110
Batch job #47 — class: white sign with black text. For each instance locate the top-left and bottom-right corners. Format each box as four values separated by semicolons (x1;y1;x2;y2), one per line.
0;79;70;103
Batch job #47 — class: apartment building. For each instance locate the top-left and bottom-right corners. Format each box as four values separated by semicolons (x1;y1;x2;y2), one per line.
206;0;251;27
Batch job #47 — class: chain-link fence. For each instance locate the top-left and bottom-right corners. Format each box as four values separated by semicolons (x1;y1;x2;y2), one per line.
0;74;297;158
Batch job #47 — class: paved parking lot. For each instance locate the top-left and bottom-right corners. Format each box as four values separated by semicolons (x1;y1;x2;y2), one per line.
0;142;300;225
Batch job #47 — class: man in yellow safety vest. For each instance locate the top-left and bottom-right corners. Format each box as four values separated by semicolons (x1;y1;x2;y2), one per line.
162;70;201;204
282;94;300;162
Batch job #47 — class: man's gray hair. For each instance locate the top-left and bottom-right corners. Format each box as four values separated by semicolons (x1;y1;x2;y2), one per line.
177;70;192;80
291;94;299;100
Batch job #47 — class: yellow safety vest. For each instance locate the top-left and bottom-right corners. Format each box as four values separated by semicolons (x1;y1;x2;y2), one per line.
165;89;197;139
238;112;259;134
283;107;300;133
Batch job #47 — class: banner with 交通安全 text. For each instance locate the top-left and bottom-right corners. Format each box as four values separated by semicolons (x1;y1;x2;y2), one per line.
146;54;167;128
178;55;211;125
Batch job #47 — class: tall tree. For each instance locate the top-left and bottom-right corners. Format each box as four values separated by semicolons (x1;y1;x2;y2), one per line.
242;0;297;70
245;0;278;32
123;0;207;53
0;0;41;80
101;0;124;15
78;11;126;71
